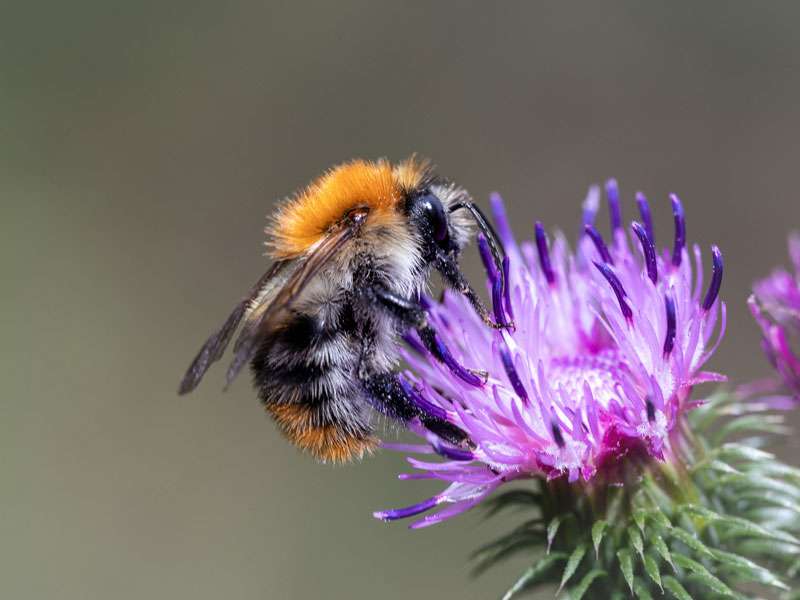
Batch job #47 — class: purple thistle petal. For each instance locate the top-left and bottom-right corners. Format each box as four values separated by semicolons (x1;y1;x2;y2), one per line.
406;458;475;472
509;390;548;442
409;495;490;529
663;293;676;357
432;440;475;461
702;245;724;311
635;191;654;244
671;194;686;267
692;244;704;304
584;382;601;440
645;397;656;422
606;179;622;232
374;496;440;521
380;442;435;454
584;224;615;265
502;256;515;324
402;332;427;356
582;185;601;228
425;329;485;387
789;232;800;272
477;233;498;282
750;260;800;394
569;400;587;443
491;276;506;326
594;262;633;321
489;192;517;253
632;221;658;284
535;221;556;284
550;421;566;448
398;473;436;480
498;342;530;405
399;376;449;421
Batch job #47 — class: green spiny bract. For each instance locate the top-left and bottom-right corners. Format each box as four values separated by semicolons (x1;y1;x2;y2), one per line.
473;390;800;599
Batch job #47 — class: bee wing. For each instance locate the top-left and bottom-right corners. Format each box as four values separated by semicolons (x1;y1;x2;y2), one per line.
178;259;294;394
222;210;368;388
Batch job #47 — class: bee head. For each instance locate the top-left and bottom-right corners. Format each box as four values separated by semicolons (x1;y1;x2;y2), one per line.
405;183;474;260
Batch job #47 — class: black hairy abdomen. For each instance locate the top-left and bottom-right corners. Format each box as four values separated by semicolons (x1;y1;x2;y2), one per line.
250;303;373;437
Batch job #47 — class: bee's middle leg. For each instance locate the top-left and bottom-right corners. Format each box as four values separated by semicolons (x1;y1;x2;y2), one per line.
359;370;471;448
365;284;487;387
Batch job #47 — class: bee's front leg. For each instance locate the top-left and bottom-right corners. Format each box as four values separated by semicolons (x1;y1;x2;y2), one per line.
434;251;513;330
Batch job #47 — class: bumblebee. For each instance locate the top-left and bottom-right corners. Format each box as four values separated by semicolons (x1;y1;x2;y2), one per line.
179;158;506;462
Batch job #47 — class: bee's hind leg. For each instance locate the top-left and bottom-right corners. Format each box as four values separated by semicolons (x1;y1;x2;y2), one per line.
365;284;488;387
359;371;471;449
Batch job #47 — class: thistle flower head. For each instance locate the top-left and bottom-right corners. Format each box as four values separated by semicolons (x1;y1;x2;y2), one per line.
376;183;726;528
750;233;800;398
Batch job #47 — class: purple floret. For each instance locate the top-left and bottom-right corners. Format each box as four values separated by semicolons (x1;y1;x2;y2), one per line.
750;233;800;398
378;183;727;527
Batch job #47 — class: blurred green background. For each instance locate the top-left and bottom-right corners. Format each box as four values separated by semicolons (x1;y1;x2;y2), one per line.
4;2;800;599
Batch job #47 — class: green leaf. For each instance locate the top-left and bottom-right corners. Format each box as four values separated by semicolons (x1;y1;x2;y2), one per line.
642;476;673;513
633;508;647;533
712;414;788;444
689;389;733;430
633;580;653;600
501;553;566;600
715;442;774;463
646;507;672;531
672;554;734;597
617;549;634;593
547;516;563;553
558;543;587;592
731;472;800;498
709;548;789;591
680;503;800;545
735;490;800;514
703;459;741;475
628;526;644;560
591;520;607;558
652;534;675;572
744;460;800;482
566;569;606;600
606;487;626;524
663;575;693;600
669;526;714;559
789;557;800;578
737;539;800;559
745;504;800;525
642;553;662;591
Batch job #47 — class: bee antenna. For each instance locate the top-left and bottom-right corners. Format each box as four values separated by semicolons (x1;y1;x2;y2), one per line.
449;201;506;280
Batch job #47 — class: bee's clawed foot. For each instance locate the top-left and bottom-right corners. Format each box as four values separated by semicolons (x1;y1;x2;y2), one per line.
468;368;490;384
482;315;516;331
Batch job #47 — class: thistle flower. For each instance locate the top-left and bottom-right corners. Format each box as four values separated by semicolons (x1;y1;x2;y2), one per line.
750;233;800;398
376;182;726;528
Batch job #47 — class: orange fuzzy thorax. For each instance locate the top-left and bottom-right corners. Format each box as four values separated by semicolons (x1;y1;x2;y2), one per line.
267;158;426;258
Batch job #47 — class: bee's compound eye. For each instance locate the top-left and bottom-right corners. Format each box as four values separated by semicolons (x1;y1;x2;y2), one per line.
417;193;449;243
